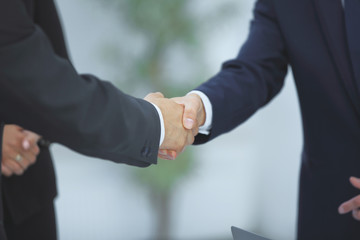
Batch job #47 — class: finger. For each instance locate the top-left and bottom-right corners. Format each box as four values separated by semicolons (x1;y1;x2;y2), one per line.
158;150;177;160
22;139;30;150
20;140;40;161
3;160;24;175
23;130;41;142
158;153;176;160
192;126;199;137
176;133;194;154
350;177;360;190
29;144;40;156
10;134;38;164
182;99;199;130
353;209;360;221
10;146;36;167
1;164;13;177
186;130;195;146
158;154;175;160
172;97;185;105
4;145;32;169
18;145;37;164
22;131;41;155
158;149;171;156
144;92;165;101
19;152;36;166
339;195;360;214
22;138;39;155
7;131;36;161
161;150;177;159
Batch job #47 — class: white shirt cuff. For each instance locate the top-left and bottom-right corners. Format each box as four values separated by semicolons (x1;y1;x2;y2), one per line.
150;103;165;146
188;90;213;135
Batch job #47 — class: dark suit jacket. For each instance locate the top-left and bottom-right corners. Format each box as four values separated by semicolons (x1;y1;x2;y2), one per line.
0;0;161;165
195;0;360;239
0;0;161;237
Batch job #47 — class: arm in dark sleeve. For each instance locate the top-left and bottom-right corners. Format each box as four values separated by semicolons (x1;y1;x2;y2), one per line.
194;0;289;144
0;0;160;167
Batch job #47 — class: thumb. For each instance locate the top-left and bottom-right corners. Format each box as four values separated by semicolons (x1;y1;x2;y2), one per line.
182;101;197;130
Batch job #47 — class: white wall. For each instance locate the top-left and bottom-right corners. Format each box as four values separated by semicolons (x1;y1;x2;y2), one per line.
52;0;302;239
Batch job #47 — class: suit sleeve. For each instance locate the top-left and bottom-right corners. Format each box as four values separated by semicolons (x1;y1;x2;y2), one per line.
194;0;289;144
0;0;160;167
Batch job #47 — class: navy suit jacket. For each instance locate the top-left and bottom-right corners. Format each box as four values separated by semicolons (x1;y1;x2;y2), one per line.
195;0;360;239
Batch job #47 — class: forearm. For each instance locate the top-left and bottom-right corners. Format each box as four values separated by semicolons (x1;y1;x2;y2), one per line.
194;0;288;143
0;18;160;166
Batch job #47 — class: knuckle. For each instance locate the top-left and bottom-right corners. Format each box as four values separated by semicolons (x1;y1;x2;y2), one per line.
9;140;18;147
186;108;196;117
342;204;350;212
3;144;9;152
156;92;164;97
3;161;11;167
31;156;37;164
175;145;182;154
2;157;11;164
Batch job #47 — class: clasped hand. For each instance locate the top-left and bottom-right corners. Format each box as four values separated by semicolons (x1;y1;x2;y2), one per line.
1;125;41;177
144;92;205;160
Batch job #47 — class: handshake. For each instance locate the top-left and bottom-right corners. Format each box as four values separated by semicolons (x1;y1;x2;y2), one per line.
144;92;206;160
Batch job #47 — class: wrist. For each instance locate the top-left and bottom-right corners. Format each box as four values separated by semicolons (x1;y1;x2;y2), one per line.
187;93;206;127
149;102;165;146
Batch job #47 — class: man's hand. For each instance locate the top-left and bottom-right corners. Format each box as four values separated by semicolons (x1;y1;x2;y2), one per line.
1;125;41;177
172;93;206;136
338;177;360;220
144;93;195;160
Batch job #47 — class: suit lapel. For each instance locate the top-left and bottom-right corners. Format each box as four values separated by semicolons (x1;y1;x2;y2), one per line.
314;0;360;114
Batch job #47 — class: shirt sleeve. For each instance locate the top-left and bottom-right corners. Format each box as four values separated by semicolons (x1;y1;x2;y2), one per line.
188;90;213;135
150;103;165;146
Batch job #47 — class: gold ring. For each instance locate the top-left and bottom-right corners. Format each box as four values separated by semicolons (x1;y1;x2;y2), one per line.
15;154;22;162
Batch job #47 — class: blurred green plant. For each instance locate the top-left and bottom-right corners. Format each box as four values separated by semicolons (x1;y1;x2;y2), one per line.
93;0;239;239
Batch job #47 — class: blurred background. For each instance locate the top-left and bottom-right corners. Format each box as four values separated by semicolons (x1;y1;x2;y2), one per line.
51;0;302;239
